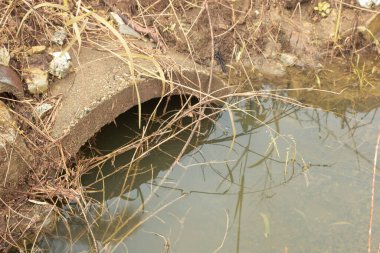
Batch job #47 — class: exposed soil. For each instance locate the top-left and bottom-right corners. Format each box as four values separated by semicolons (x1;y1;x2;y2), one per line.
105;0;379;68
0;0;379;251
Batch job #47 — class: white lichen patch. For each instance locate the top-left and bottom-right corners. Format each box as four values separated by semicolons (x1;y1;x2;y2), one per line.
357;0;380;8
49;52;71;79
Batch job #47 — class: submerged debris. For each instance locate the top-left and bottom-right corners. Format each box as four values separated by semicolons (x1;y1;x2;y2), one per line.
49;52;71;79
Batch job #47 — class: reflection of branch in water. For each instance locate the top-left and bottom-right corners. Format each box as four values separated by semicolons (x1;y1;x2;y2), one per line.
300;108;376;166
39;204;143;253
149;161;334;200
79;95;356;251
152;168;279;196
160;97;310;252
83;95;300;202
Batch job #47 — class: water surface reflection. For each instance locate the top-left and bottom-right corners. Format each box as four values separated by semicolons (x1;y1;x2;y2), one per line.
39;93;380;253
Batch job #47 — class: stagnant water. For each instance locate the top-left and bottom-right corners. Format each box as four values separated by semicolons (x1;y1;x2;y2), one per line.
39;91;380;253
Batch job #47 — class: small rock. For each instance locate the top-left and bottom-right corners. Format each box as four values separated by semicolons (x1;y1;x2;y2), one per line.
109;12;141;38
51;27;67;46
35;103;53;118
24;68;49;94
357;0;380;8
23;54;49;95
48;52;71;79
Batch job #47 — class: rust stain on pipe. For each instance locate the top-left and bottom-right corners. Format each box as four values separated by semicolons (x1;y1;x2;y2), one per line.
0;65;24;99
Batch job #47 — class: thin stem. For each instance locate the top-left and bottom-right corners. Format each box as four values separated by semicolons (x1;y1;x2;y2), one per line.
368;126;380;253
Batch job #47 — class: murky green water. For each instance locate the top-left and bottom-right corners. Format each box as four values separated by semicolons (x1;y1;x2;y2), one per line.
39;91;380;253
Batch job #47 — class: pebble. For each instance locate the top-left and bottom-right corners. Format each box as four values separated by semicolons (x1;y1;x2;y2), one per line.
51;27;67;46
49;52;71;79
35;103;53;117
23;54;49;95
357;0;380;8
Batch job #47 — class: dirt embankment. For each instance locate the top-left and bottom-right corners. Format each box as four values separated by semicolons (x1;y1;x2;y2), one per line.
117;0;378;71
0;0;379;251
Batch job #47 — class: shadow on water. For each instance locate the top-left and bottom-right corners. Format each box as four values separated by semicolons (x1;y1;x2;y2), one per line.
38;95;222;252
81;95;221;202
39;89;380;253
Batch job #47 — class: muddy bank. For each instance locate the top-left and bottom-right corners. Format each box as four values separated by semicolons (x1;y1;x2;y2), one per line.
119;0;380;72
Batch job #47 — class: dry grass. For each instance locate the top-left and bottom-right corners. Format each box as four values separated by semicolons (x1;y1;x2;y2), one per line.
0;0;379;252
